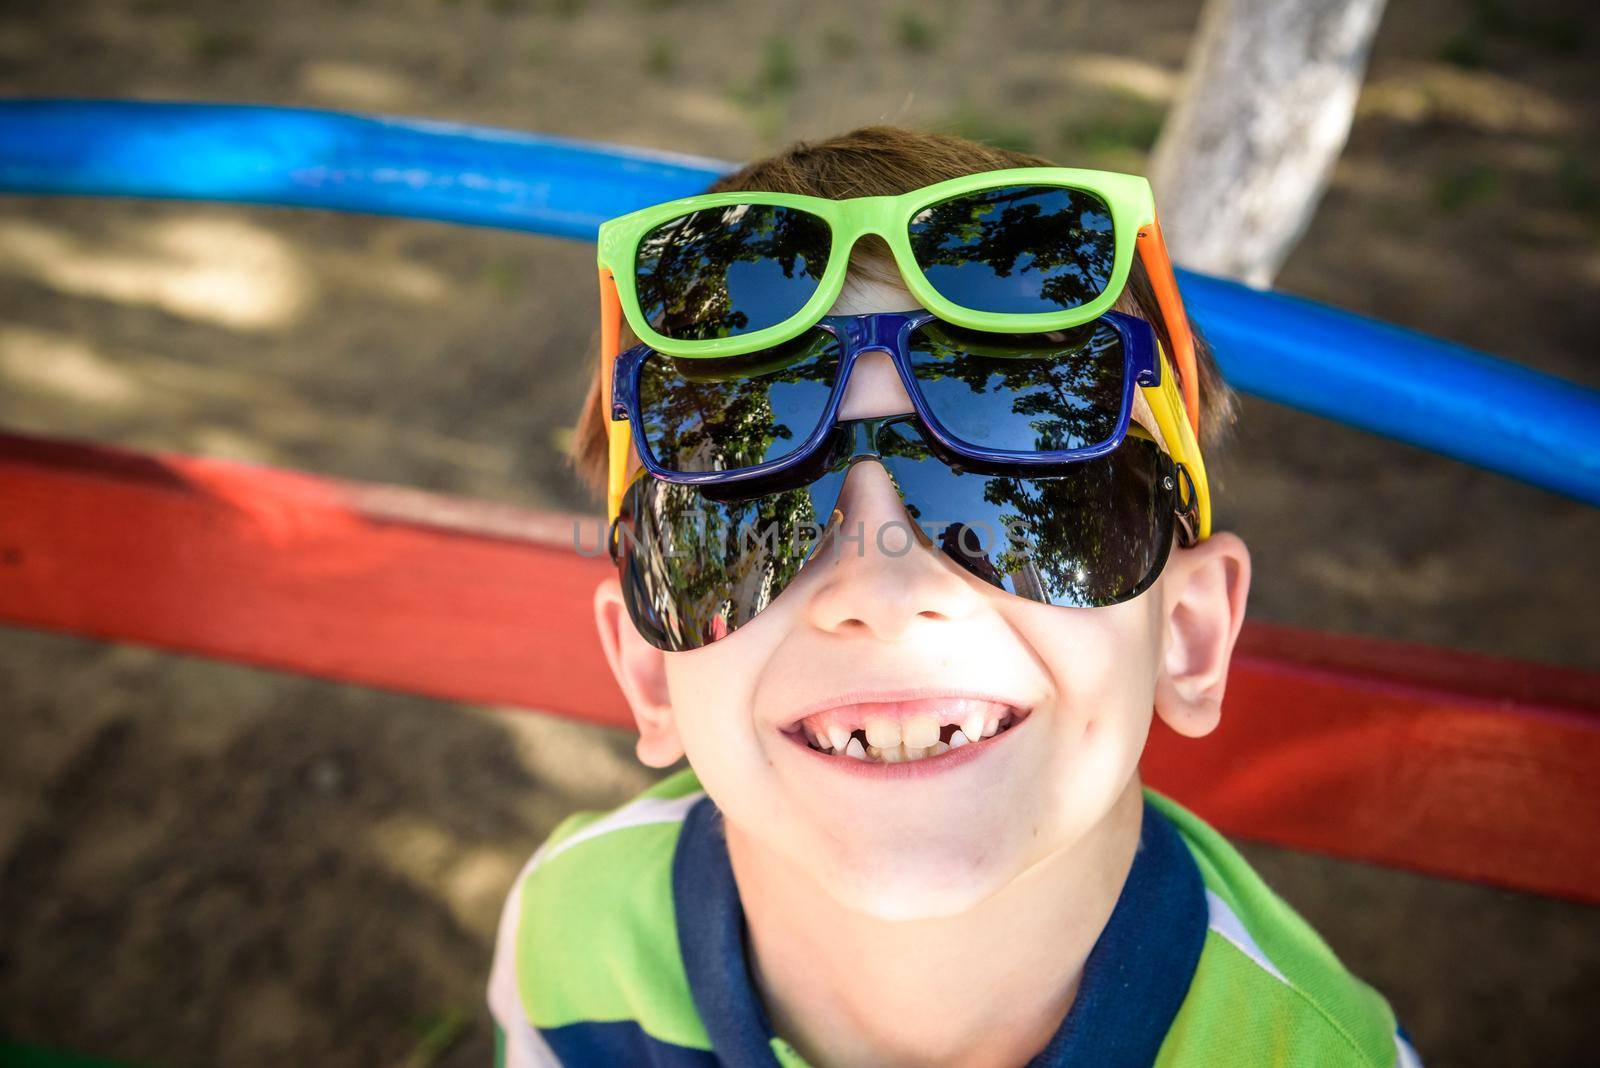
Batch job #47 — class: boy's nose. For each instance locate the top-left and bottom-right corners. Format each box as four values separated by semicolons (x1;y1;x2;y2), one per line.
803;458;983;641
837;349;914;421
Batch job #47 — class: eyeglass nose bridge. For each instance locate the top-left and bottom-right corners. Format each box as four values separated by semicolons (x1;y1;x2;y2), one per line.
835;414;917;462
827;309;919;351
816;313;926;422
831;200;903;243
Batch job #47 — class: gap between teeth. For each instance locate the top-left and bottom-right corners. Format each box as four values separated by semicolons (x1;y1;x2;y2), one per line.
801;712;1017;764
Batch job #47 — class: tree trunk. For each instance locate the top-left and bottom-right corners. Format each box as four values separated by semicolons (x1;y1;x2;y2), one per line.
1148;0;1388;288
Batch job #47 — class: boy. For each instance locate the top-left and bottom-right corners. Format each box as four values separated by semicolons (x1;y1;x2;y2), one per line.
488;126;1421;1067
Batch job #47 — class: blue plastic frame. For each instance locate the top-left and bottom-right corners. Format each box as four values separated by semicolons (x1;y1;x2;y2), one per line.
610;309;1160;486
1;99;1597;506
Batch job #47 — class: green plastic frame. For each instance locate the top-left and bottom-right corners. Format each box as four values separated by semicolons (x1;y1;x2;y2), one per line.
595;166;1158;360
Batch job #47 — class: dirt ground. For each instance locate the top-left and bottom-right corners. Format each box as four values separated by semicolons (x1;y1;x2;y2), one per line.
0;0;1597;1065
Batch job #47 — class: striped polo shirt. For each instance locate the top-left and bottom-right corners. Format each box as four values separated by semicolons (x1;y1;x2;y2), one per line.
488;767;1423;1067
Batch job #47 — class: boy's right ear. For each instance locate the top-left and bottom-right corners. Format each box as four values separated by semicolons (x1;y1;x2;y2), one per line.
593;576;684;767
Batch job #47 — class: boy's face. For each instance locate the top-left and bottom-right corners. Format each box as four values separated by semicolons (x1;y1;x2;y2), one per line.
596;270;1251;921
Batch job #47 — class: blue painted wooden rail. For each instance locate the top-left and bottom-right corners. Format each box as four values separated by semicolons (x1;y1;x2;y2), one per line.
1;98;1597;505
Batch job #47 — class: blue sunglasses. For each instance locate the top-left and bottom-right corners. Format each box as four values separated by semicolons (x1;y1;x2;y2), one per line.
609;309;1161;487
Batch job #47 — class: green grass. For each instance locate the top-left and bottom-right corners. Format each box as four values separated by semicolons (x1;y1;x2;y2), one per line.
1436;28;1486;68
728;33;799;114
1438;0;1586;68
0;1040;149;1068
943;108;1036;155
185;25;254;63
1060;111;1163;157
751;100;789;145
1558;152;1599;217
645;37;676;78
757;34;797;96
1058;92;1166;159
482;259;526;296
820;23;859;61
402;1009;469;1068
894;9;938;54
1431;164;1502;212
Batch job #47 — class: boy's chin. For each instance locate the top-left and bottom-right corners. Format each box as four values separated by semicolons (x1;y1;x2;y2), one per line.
816;837;1027;922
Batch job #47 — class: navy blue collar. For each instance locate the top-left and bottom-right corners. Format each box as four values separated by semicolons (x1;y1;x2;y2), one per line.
672;791;1207;1068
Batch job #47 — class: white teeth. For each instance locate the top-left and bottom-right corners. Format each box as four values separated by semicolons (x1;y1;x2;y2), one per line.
901;714;940;749
815;714;1022;764
961;711;986;742
864;716;902;749
899;741;954;763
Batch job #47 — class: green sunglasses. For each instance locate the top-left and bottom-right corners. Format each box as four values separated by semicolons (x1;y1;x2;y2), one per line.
596;167;1195;384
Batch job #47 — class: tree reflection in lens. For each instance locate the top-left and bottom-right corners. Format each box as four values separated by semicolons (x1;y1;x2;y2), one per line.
908;318;1125;453
615;416;1176;652
636;205;832;341
907;185;1116;314
637;330;840;474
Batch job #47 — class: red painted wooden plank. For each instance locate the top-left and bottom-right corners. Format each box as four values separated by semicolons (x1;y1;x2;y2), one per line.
1141;633;1600;904
3;428;1598;902
0;428;632;728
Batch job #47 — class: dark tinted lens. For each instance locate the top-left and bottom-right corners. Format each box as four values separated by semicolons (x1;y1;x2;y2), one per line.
615;463;849;652
636;204;832;341
907;185;1115;314
615;418;1175;651
906;318;1127;454
637;330;841;474
875;423;1172;607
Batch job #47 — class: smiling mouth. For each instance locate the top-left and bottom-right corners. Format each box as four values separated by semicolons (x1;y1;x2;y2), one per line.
779;698;1029;766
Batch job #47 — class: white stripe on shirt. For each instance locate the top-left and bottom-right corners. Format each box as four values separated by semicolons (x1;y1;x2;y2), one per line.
487;789;707;1067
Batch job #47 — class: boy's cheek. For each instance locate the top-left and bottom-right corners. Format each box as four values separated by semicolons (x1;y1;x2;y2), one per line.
1003;592;1164;717
660;612;789;780
1014;603;1160;789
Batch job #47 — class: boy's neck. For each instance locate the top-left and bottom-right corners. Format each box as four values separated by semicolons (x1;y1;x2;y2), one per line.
723;773;1147;1068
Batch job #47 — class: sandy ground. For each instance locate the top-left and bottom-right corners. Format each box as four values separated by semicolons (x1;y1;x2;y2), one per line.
0;0;1597;1065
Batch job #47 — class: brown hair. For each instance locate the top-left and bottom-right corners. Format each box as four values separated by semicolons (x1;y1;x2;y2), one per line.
570;124;1236;497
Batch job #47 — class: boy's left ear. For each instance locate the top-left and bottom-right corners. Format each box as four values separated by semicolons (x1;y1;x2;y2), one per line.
1153;532;1252;739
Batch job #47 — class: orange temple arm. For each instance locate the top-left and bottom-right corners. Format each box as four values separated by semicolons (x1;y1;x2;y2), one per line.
1136;217;1202;439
